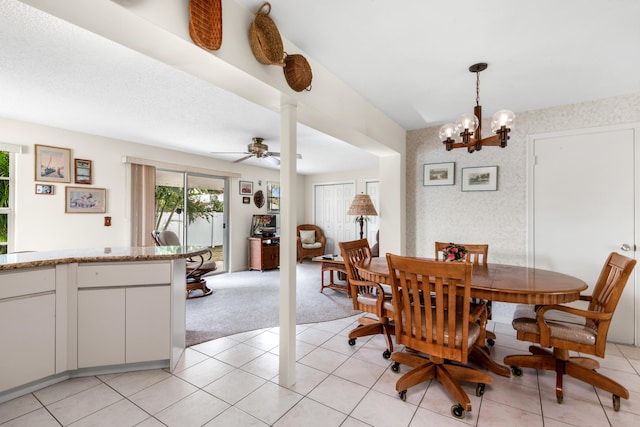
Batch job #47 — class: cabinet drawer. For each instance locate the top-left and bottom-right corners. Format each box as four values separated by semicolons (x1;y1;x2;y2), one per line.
0;267;55;299
77;262;171;288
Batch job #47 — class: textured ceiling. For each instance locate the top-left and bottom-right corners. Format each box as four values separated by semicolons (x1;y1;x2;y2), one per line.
2;0;640;175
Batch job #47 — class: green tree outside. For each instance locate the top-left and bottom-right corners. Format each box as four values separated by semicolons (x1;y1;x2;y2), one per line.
154;185;223;232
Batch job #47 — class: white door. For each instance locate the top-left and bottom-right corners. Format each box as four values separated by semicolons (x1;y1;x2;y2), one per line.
530;125;637;344
315;183;355;254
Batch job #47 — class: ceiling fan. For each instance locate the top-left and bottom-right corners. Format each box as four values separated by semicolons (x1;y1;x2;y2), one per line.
211;137;302;165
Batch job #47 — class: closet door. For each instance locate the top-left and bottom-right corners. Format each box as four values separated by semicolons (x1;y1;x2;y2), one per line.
315;183;355;254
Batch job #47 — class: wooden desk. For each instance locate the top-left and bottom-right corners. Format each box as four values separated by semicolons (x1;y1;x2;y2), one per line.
356;257;588;376
312;255;349;296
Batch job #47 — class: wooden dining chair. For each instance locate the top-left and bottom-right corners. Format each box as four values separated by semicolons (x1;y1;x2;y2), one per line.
338;239;394;359
387;253;492;419
504;252;636;411
435;242;496;347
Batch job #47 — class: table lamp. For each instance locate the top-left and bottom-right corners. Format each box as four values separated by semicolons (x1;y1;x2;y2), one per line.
347;193;378;239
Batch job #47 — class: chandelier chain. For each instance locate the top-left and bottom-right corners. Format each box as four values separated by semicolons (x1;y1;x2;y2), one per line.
475;71;480;107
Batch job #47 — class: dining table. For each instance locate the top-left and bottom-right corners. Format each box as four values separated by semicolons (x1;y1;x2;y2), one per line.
355;257;589;377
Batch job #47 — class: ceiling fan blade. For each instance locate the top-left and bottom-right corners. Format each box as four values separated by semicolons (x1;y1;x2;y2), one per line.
210;151;250;155
265;156;280;165
232;154;254;163
266;152;303;159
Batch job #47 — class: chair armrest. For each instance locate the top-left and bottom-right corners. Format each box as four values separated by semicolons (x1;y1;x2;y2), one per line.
351;278;389;313
535;304;612;346
319;235;327;245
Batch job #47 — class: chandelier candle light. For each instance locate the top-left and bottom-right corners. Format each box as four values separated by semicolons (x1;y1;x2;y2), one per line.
439;63;515;153
347;193;378;240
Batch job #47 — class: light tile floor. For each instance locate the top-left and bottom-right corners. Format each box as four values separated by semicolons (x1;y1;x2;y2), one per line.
2;316;640;426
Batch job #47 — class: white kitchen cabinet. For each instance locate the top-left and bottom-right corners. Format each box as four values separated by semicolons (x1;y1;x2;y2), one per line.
126;286;170;363
0;294;56;392
78;288;126;368
77;262;171;368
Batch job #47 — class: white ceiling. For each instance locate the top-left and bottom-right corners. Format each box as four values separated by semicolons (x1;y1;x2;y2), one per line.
2;0;640;175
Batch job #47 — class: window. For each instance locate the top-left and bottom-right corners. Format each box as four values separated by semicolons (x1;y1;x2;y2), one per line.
0;151;10;254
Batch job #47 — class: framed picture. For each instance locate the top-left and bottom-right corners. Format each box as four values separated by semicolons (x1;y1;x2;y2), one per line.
242;196;250;204
423;162;455;186
461;166;498;192
34;144;71;183
267;181;280;212
239;180;253;195
74;159;92;184
35;184;54;195
65;187;107;213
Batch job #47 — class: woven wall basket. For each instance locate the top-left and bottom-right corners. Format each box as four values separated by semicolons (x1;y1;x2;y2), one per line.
189;0;223;51
249;2;285;66
284;53;313;92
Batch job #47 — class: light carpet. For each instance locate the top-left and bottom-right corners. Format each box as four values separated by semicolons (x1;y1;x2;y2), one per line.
185;261;359;346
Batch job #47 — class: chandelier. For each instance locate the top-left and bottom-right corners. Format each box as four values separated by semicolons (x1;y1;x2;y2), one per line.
438;63;515;153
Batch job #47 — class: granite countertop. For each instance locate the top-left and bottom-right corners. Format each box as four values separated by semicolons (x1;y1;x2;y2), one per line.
0;246;210;270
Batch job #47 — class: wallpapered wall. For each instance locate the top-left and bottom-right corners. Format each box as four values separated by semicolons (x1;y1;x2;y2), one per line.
406;94;640;322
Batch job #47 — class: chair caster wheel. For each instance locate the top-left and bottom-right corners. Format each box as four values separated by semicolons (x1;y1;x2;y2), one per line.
391;362;400;372
613;395;621;411
383;349;391;359
398;390;407;401
557;395;563;404
487;338;495;346
510;366;523;377
476;383;485;397
348;338;356;346
451;404;465;419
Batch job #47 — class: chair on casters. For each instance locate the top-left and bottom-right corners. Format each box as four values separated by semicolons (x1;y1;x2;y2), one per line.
339;239;394;359
386;253;491;419
152;230;217;299
435;241;496;347
504;252;636;411
296;224;327;263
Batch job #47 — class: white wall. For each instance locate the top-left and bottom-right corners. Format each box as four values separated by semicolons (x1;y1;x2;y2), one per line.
1;117;301;271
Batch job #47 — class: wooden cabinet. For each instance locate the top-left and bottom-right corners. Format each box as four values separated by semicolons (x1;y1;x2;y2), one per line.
248;237;280;271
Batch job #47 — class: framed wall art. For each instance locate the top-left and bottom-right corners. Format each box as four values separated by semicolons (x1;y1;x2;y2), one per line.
423;162;455;186
34;144;71;183
240;180;253;195
242;196;250;204
65;187;106;213
74;159;92;184
35;184;54;195
461;166;498;192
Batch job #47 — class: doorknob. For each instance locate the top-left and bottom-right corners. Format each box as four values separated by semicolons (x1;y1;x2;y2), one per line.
620;244;632;251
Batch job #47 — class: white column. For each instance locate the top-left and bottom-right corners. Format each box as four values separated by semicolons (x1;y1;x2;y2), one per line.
279;100;298;386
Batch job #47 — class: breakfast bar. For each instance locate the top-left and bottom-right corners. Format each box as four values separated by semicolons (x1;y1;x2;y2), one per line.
0;246;208;404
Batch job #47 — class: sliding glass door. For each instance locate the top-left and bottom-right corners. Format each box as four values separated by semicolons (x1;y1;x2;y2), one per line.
155;170;228;273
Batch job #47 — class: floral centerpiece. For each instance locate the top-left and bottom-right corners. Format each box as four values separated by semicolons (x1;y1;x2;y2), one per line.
442;243;467;262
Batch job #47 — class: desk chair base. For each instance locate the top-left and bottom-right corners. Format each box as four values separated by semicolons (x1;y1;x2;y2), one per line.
504;345;629;411
348;317;394;359
391;353;492;418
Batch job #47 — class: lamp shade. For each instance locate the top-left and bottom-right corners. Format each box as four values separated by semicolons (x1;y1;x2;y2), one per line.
347;194;378;216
